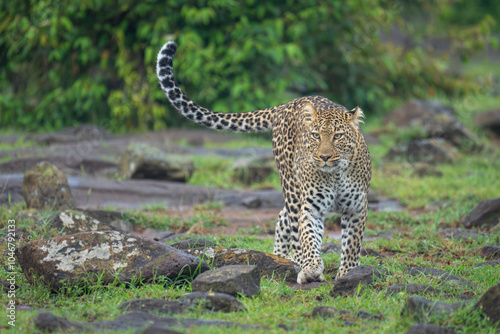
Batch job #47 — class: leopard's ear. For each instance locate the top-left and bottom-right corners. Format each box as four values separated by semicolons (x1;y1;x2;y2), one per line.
347;106;365;128
303;104;317;125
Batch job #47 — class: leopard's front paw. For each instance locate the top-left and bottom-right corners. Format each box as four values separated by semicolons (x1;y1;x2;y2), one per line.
297;266;325;284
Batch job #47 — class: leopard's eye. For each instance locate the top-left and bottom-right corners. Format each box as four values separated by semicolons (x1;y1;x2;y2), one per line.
333;133;343;140
312;133;320;139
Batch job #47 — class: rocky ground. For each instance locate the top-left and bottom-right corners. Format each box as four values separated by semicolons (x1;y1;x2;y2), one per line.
0;100;500;333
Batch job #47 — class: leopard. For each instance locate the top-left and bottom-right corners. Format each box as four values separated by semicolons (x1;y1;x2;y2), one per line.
156;41;372;284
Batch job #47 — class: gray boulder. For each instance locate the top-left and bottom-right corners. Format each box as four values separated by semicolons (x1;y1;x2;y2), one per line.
119;143;194;182
383;99;482;151
191;265;260;297
17;231;208;291
462;198;500;230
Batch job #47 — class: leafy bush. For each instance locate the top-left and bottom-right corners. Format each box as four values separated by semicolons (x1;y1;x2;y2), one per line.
0;0;496;132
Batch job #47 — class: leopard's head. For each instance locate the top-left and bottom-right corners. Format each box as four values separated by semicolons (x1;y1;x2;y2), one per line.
302;103;364;171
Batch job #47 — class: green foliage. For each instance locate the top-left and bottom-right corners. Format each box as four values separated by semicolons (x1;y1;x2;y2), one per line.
0;0;497;132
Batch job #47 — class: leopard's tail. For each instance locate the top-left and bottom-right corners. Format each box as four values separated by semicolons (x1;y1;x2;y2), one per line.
157;41;283;132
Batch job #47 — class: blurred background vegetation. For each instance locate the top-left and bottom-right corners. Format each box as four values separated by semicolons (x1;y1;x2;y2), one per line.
0;0;498;133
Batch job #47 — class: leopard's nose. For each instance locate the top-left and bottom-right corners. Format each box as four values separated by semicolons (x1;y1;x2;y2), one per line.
319;155;331;162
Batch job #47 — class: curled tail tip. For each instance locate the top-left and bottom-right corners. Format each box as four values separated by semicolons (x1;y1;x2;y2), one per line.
157;41;177;63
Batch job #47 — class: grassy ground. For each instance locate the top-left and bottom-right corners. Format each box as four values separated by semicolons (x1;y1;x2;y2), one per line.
1;75;500;332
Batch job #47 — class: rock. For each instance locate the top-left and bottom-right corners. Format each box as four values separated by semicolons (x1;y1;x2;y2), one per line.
321;242;341;254
331;266;388;297
119;293;247;315
385;284;443;297
405;266;475;290
311;306;350;318
153;231;178;242
180;292;247;312
401;296;469;321
119;299;187;315
169;238;217;250
474;259;500;268
480;245;500;260
34;312;91;333
405;323;457;334
356;310;383;320
34;311;265;333
22;161;78;210
119;143;194;182
191;265;260;297
412;162;443;177
45;210;131;235
474;283;500;324
437;228;486;241
462;198;500;230
232;156;276;185
383;99;482;150
474;109;500;137
407;138;459;164
17;230;209;291
185;247;300;282
361;247;386;259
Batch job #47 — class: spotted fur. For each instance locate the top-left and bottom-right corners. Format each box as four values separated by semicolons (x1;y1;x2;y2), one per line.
156;41;372;284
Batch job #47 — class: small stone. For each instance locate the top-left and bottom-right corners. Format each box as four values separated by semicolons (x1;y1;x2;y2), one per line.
401;296;469;321
311;306;350;318
405;266;475;289
385;284;442;297
169;238;217;250
331;266;388;297
22;162;78;210
356;310;383;320
474;259;500;268
474;282;500;324
480;245;500;260
437;228;486;241
119;299;186;315
180;292;247;312
34;312;91;333
405;323;456;334
191;265;260;297
462;198;500;230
